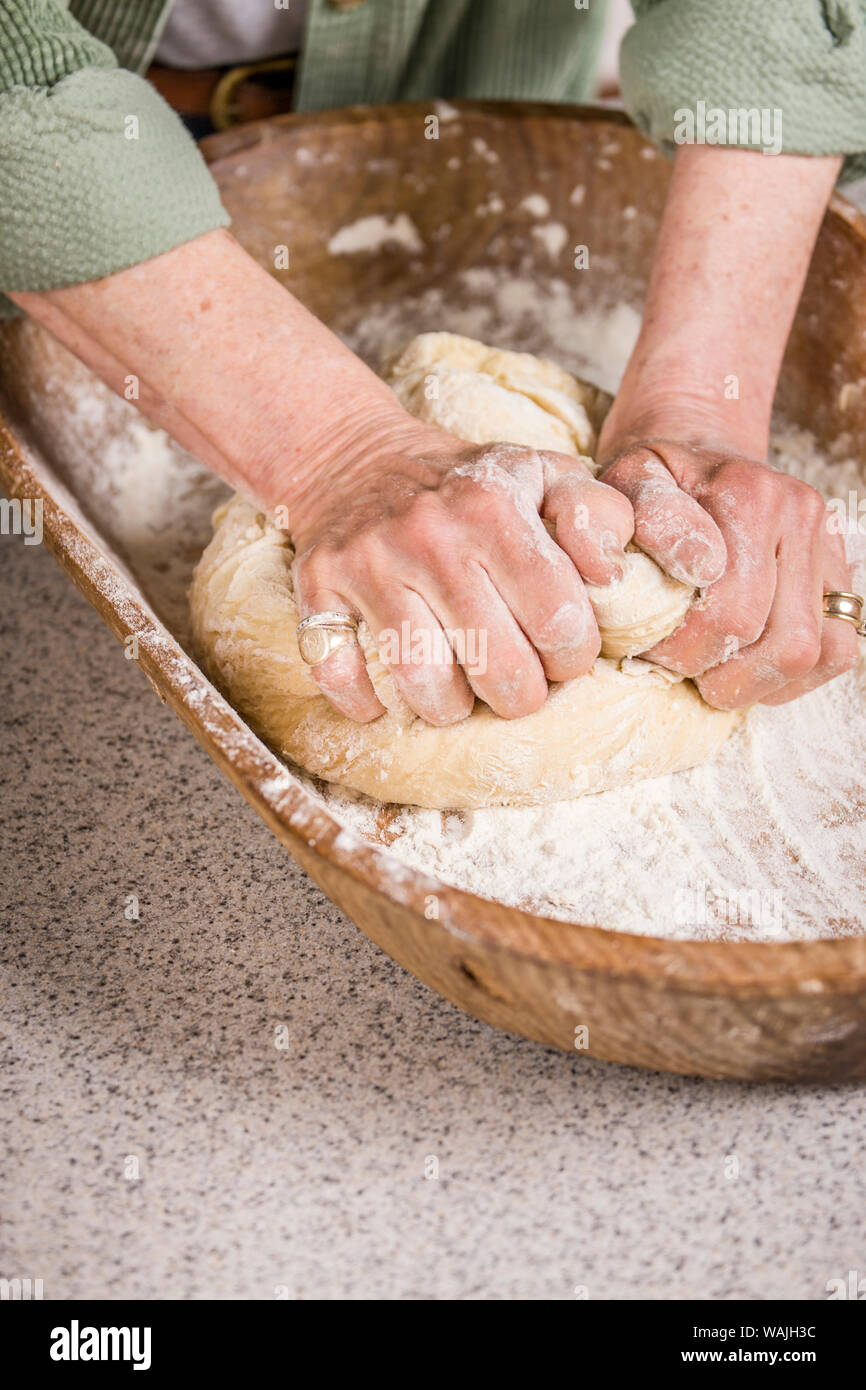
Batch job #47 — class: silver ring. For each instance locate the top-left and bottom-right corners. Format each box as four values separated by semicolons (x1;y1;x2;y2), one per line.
296;611;359;666
823;591;866;636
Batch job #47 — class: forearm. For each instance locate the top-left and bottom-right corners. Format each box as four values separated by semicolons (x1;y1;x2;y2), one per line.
10;229;416;518
600;144;842;460
595;142;855;708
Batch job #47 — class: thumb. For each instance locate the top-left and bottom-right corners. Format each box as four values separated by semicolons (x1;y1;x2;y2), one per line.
600;446;727;588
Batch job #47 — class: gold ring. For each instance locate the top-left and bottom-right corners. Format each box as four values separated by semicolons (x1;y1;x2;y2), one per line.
823;591;866;636
296;611;359;666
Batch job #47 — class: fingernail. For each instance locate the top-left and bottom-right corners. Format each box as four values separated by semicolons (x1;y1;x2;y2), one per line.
670;535;725;589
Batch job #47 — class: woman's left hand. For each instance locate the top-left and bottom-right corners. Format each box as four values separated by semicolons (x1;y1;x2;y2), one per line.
598;436;858;708
595;142;859;710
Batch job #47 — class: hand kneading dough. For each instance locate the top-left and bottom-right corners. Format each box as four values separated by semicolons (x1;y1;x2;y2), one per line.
190;333;738;809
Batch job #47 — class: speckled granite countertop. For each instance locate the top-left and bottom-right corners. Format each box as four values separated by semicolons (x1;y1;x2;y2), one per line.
2;531;865;1301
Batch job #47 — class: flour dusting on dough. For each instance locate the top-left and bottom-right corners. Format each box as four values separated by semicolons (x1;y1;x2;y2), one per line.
190;333;736;811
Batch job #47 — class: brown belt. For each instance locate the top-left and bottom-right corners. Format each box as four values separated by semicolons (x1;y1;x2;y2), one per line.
146;55;298;130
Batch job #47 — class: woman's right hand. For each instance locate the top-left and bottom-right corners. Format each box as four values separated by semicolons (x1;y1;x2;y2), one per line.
288;419;634;724
9;227;632;723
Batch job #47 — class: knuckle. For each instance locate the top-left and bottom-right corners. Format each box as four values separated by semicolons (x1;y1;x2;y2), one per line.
446;464;523;528
632;473;679;512
631;488;692;541
694;673;741;711
296;527;391;593
712;462;779;521
539;448;585;487
717;458;773;496
461;476;520;527
777;631;822;680
602;448;663;491
475;441;535;470
732;621;765;648
587;478;634;531
395;491;447;559
637;510;713;578
346;532;394;591
785;477;826;520
822;629;860;678
292;545;334;598
545;467;590;505
720;603;766;648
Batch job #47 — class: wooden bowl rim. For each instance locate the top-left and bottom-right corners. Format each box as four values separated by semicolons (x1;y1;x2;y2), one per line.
3;99;865;995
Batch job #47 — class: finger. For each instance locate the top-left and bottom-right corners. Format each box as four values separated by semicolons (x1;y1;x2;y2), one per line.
481;516;601;684
540;451;634;585
292;554;384;723
601;448;727;587
647;504;778;677
696;525;823;709
357;581;476;726
424;557;549;719
486;539;600;685
439;459;601;683
760;524;859;706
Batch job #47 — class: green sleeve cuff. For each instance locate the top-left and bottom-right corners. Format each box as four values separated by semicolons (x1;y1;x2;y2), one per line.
0;0;117;90
0;67;229;305
621;0;866;181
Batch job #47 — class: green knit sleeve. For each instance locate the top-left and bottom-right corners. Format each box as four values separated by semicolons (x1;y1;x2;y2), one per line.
620;0;866;181
0;1;229;315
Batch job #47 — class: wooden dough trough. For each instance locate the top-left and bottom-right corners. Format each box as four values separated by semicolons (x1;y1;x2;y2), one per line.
2;103;866;1081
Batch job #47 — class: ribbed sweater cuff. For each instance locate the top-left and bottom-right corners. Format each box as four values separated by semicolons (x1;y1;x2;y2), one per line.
0;0;117;90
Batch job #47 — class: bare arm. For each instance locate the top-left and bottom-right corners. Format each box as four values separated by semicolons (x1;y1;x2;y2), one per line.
11;230;632;724
12;230;420;515
598;143;857;707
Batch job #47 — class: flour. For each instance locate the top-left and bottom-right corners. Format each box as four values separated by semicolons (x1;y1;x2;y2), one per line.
520;194;550;217
7;320;229;645
327;284;866;942
320;614;866;941
341;271;645;393
327;213;425;256
26;273;866;944
531;223;569;259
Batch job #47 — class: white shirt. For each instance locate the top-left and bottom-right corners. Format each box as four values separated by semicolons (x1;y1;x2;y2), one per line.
156;0;308;69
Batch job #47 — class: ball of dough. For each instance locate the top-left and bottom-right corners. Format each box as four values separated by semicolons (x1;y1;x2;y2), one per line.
189;333;738;809
385;331;610;458
586;547;694;660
